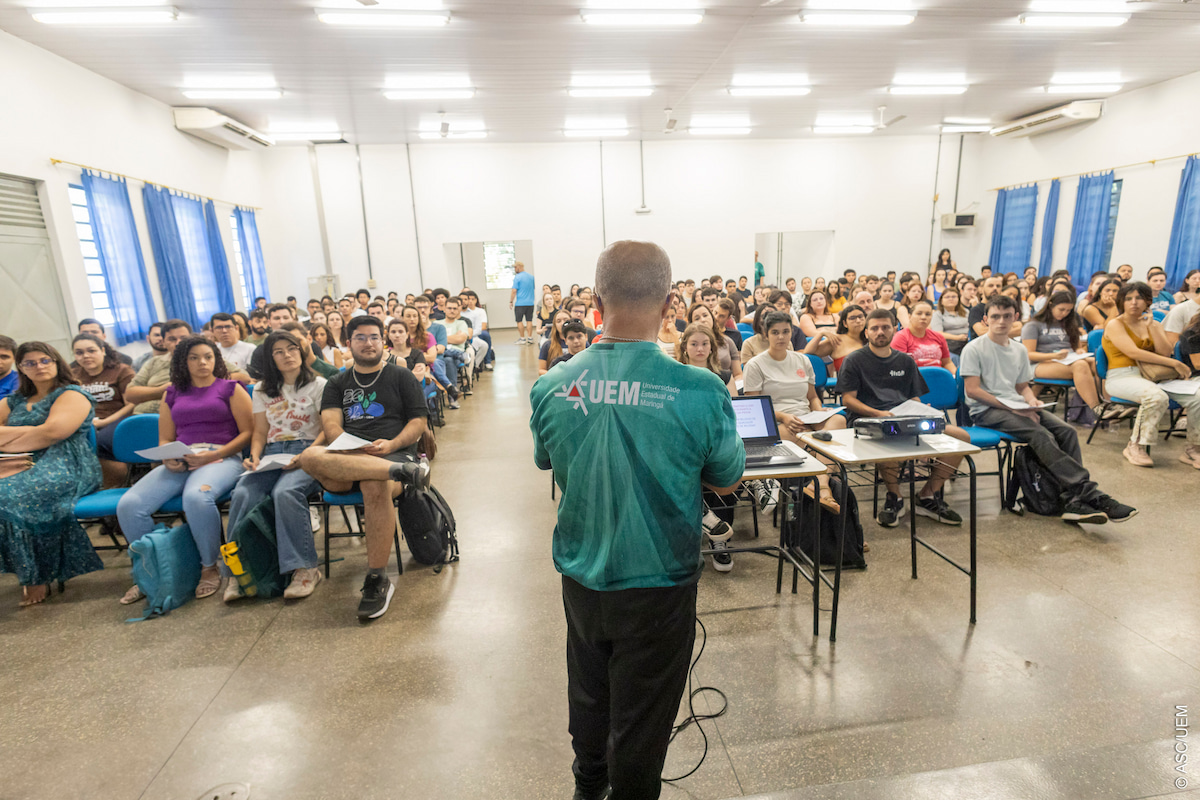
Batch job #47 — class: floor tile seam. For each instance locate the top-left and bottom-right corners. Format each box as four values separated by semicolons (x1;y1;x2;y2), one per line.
134;601;286;800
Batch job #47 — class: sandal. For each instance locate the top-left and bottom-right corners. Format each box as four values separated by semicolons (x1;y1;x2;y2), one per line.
805;484;842;515
195;570;221;599
19;584;50;607
119;584;145;605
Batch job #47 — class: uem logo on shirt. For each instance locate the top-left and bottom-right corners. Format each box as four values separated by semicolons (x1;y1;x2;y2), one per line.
554;369;643;416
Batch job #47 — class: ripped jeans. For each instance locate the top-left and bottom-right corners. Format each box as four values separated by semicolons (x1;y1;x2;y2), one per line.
116;456;245;567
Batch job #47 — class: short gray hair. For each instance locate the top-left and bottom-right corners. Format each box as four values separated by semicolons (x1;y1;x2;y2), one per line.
594;240;672;311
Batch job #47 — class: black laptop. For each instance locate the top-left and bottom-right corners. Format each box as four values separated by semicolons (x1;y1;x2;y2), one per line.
732;396;808;468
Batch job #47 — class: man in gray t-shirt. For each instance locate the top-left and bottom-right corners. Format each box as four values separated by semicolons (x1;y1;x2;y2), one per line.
1164;299;1200;346
961;295;1135;524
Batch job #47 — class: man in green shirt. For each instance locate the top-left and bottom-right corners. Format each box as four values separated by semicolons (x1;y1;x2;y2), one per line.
125;319;192;414
754;250;765;287
530;240;744;800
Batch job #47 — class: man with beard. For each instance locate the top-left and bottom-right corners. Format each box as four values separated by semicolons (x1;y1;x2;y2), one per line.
132;321;168;372
245;310;270;346
299;316;431;620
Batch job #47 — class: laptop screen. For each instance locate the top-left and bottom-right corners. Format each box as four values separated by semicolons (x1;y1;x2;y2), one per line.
731;396;781;445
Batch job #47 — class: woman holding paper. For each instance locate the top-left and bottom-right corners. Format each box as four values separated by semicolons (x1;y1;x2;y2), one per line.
744;311;845;512
1022;291;1111;420
223;332;327;602
0;341;101;607
116;338;252;603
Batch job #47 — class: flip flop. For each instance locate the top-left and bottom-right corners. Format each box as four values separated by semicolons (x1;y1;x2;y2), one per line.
119;585;145;605
804;484;841;515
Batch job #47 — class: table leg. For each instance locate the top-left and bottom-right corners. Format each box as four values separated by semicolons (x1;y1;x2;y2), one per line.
775;477;787;595
830;464;849;643
812;476;820;637
968;454;977;625
909;459;918;580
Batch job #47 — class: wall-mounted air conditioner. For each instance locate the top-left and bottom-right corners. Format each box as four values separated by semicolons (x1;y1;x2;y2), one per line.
941;213;976;230
989;100;1104;139
172;108;275;150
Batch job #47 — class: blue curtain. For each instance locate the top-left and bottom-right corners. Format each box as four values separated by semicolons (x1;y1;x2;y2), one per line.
1038;179;1061;278
142;184;200;331
234;207;270;305
203;199;237;314
1065;171;1115;288
988;184;1038;273
80;171;156;345
1165;156;1200;292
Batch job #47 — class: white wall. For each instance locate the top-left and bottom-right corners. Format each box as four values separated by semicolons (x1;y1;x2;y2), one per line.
0;29;268;330
948;70;1200;280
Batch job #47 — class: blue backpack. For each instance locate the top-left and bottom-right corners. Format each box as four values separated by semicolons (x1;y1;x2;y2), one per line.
127;523;201;621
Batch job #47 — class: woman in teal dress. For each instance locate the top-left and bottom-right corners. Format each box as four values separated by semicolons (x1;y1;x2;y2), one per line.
0;341;102;607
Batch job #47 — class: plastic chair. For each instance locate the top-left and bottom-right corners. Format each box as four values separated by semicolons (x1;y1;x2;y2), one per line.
320;490;404;578
737;323;754;339
75;414;162;550
1087;346;1143;444
805;354;828;391
1153;309;1167;323
1087;329;1105;355
937;368;1021;505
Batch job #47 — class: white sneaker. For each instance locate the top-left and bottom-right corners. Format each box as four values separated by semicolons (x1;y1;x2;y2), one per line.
309;506;322;533
223;581;243;604
284;567;323;599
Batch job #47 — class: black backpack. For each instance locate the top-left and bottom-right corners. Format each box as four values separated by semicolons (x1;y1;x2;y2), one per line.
790;476;867;570
1005;446;1064;516
397;484;459;569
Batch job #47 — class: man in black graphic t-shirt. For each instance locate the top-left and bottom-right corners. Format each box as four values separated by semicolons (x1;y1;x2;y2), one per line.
299;316;430;621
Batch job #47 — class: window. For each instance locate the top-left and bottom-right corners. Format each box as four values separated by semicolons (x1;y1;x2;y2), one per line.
483;241;517;290
1103;178;1123;271
229;212;251;310
68;184;115;326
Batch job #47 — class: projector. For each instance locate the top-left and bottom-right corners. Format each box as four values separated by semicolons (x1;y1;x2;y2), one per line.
853;416;945;442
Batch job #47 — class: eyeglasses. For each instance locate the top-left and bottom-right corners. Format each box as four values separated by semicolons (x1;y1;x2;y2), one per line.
272;346;302;358
20;358;53;369
352;335;383;344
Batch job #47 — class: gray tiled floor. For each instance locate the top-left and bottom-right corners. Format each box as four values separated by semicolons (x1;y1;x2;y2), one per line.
1;330;1197;800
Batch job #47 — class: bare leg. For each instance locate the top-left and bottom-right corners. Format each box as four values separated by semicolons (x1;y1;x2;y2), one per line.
1034;361;1100;408
100;459;128;490
360;479;402;570
299;447;397;484
921;425;969;496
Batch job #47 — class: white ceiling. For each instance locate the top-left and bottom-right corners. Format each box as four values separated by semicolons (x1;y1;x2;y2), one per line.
3;0;1200;143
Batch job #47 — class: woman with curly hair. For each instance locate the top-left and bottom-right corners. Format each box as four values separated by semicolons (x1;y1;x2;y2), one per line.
116;337;253;603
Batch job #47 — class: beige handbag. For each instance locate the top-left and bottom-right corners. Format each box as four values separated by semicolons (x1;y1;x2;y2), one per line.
1138;360;1178;383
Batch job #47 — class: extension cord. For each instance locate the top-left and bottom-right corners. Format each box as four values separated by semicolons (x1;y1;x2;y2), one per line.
661;617;728;783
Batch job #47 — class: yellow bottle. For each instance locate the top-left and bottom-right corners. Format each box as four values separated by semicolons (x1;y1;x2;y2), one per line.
220;541;258;597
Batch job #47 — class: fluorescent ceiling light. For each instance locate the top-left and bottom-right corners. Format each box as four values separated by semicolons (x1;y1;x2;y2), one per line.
688;127;752;135
1050;71;1122;84
418;131;488;139
1018;12;1128;26
1044;83;1122;94
799;11;915;25
586;0;700;7
270;132;345;142
569;87;655;97
581;10;704;25
807;0;912;8
728;86;811;97
319;0;445;7
30;6;177;24
563;129;629;137
1028;0;1129;11
888;85;968;95
571;74;653;87
316;9;450;26
940;125;991;133
943;117;990;125
894;72;967;86
182;89;283;99
183;76;278;90
384;89;475;100
813;125;875;134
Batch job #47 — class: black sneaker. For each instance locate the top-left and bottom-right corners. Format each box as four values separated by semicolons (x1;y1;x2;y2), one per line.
877;492;905;528
915;494;963;526
357;573;395;620
1094;494;1138;523
702;510;733;573
389;458;431;489
1061;499;1107;525
573;785;611;800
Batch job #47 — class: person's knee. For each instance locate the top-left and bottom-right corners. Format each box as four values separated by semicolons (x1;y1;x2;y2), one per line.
183;482;221;511
826;414;847;430
297;447;326;475
359;478;390;500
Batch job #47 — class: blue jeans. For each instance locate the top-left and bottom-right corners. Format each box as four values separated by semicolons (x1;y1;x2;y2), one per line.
117;456;245;567
223;440;319;575
441;348;467;385
478;330;494;364
430;357;451;388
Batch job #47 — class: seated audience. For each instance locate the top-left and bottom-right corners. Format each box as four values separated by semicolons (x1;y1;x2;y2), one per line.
1022;290;1110;419
444;296;486;374
1147;268;1174;316
837;310;970;528
1174;269;1200;306
224;331;327;603
386;318;426;375
326;311;350;359
539;309;573;376
76;319;133;366
1082;279;1121;332
0;341;102;607
279;322;339;380
656;301;681;358
210;312;255;381
896;281;927;329
309;322;344;369
740;304;788;363
827;281;847;314
1101;282;1200;468
125;319;193;414
677;323;736;394
798;290;837;342
245;310;270;346
299;316;431;621
116;337;253;603
70;333;135;487
131;322;167;372
931;287;970;356
549;320;589;369
0;335;17;399
892;300;956;374
962;295;1135;523
459;290;495;370
959;280;979;309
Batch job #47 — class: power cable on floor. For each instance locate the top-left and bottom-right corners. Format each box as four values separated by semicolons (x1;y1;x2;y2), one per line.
661;616;728;783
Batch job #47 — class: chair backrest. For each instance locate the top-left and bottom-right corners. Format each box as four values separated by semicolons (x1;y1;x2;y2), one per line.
805;354;827;389
1095;344;1109;380
1153;309;1167;322
86;425;97;452
112;414;162;464
244;382;255;398
919;366;957;411
1087;328;1104;354
736;323;754;338
1175;341;1183;361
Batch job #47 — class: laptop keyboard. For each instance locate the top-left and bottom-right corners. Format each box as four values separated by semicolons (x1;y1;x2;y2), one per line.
746;444;796;461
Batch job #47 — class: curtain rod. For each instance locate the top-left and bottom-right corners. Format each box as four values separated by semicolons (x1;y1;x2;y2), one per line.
990;150;1197;192
49;158;262;210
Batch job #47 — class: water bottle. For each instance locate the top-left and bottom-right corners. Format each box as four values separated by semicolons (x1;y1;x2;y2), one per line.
220;541;257;597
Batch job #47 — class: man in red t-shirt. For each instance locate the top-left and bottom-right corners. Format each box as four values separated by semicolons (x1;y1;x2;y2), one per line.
893;300;956;373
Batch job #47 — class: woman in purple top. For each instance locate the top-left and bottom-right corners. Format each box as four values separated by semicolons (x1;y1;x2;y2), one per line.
117;337;252;603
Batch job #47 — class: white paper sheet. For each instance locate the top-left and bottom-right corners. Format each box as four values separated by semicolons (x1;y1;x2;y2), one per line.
244;453;296;474
0;452;33;459
890;399;943;418
734;379;744;392
1158;379;1200;395
925;435;963;452
1004;398;1056;410
799;407;844;426
134;441;197;460
326;432;374;451
1053;352;1094;366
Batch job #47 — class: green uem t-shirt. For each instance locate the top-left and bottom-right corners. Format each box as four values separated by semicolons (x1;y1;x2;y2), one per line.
529;341;745;591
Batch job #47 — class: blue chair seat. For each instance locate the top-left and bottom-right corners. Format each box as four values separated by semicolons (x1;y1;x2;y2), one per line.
1110;396;1139;406
1033;378;1073;386
961;427;1002;448
323;491;365;505
74;488;127;518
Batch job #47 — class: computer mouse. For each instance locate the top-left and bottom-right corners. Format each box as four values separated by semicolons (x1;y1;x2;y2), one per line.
813;431;833;441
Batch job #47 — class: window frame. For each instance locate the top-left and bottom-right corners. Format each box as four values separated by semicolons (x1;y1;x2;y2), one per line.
67;183;116;327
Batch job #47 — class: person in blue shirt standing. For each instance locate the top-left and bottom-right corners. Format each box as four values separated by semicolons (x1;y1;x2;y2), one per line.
530;241;745;800
509;260;536;345
0;336;17;400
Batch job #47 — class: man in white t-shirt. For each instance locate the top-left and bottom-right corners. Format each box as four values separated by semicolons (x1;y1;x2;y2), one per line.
1164;298;1200;347
459;290;494;370
210;313;255;382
